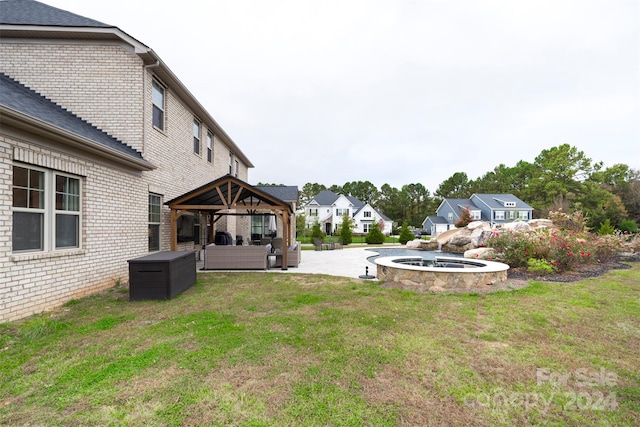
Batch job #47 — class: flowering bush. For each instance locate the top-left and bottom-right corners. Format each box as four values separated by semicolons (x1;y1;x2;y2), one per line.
486;227;621;272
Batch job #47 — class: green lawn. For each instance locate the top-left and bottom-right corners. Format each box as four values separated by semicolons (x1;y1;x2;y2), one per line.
1;264;639;426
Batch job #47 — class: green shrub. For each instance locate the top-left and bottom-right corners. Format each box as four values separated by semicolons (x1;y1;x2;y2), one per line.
339;213;353;245
398;222;415;245
598;218;615;235
310;221;324;240
618;220;638;233
527;258;557;275
365;222;385;244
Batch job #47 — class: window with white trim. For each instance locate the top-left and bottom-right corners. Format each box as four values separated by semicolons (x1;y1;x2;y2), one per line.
495;211;505;220
471;210;481;220
152;80;165;130
229;152;233;174
336;208;349;217
235;160;239;177
363;211;372;218
12;164;81;252
149;193;161;251
309;208;318;217
363;223;372;233
206;132;213;163
519;211;529;220
193;119;201;154
447;212;453;221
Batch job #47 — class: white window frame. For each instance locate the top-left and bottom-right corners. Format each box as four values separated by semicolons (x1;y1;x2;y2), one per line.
229;152;233;175
12;164;82;253
519;211;529;220
152;80;165;130
309;208;318;217
471;210;481;220
495;211;505;220
149;193;162;251
206;132;213;163
447;212;453;221
363;223;372;233
363;211;372;218
235;160;239;177
193;119;201;155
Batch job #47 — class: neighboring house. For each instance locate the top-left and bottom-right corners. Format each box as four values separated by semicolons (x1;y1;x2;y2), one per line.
423;194;534;235
303;190;393;235
422;216;452;236
0;0;289;321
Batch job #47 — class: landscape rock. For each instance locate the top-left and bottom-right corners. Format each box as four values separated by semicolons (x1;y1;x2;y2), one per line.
464;248;496;260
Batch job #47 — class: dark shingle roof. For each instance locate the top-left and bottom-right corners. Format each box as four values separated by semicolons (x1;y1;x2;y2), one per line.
255;185;299;203
0;73;145;161
425;216;449;224
0;0;112;27
310;190;340;206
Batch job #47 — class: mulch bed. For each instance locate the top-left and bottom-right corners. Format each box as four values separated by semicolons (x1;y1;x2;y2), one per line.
506;253;640;283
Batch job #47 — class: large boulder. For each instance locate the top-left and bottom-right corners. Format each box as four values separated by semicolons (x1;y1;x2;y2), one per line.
464;247;497;260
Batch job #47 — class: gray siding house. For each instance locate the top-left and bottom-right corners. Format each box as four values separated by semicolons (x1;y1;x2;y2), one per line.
423;194;533;235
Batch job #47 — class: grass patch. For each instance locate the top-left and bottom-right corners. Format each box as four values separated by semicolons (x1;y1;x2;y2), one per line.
1;265;639;425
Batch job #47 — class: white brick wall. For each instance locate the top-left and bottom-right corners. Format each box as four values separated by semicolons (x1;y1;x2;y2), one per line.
1;38;254;321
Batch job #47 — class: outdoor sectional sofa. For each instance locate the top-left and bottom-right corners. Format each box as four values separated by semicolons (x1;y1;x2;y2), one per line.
273;241;302;268
204;244;271;270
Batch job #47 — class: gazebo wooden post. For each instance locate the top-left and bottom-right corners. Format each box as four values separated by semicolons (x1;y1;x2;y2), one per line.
208;213;215;244
170;209;177;251
281;210;289;270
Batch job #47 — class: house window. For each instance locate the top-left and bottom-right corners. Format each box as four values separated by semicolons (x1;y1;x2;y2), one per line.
152;80;165;130
495;211;505;220
206;132;213;163
309;208;318;217
229;152;233;174
193;119;201;154
235;160;239;177
363;223;371;233
508;210;516;220
471;210;481;220
12;165;81;252
148;193;161;251
363;211;372;218
447;213;453;221
519;211;529;220
251;215;274;240
336;209;349;217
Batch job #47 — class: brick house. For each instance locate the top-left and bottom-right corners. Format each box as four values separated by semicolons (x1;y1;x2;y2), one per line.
0;0;282;321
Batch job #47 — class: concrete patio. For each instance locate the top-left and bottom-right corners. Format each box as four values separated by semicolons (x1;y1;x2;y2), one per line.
197;246;385;279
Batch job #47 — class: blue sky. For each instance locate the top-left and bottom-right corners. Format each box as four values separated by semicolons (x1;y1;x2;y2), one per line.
45;0;640;192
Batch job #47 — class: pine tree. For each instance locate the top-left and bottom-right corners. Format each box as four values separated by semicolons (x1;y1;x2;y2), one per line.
339;213;353;245
398;221;415;245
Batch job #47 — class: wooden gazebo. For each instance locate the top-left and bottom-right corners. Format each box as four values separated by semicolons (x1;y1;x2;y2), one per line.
164;175;295;269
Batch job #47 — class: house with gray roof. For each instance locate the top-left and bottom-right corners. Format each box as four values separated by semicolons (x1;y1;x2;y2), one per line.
0;0;294;321
423;194;534;235
304;190;393;235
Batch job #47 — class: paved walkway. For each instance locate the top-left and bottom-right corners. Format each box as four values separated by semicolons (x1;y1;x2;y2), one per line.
198;246;388;279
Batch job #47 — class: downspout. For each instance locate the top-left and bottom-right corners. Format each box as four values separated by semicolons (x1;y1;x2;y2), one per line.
142;60;160;153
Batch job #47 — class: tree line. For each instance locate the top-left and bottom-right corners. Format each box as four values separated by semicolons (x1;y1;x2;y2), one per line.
296;144;640;231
